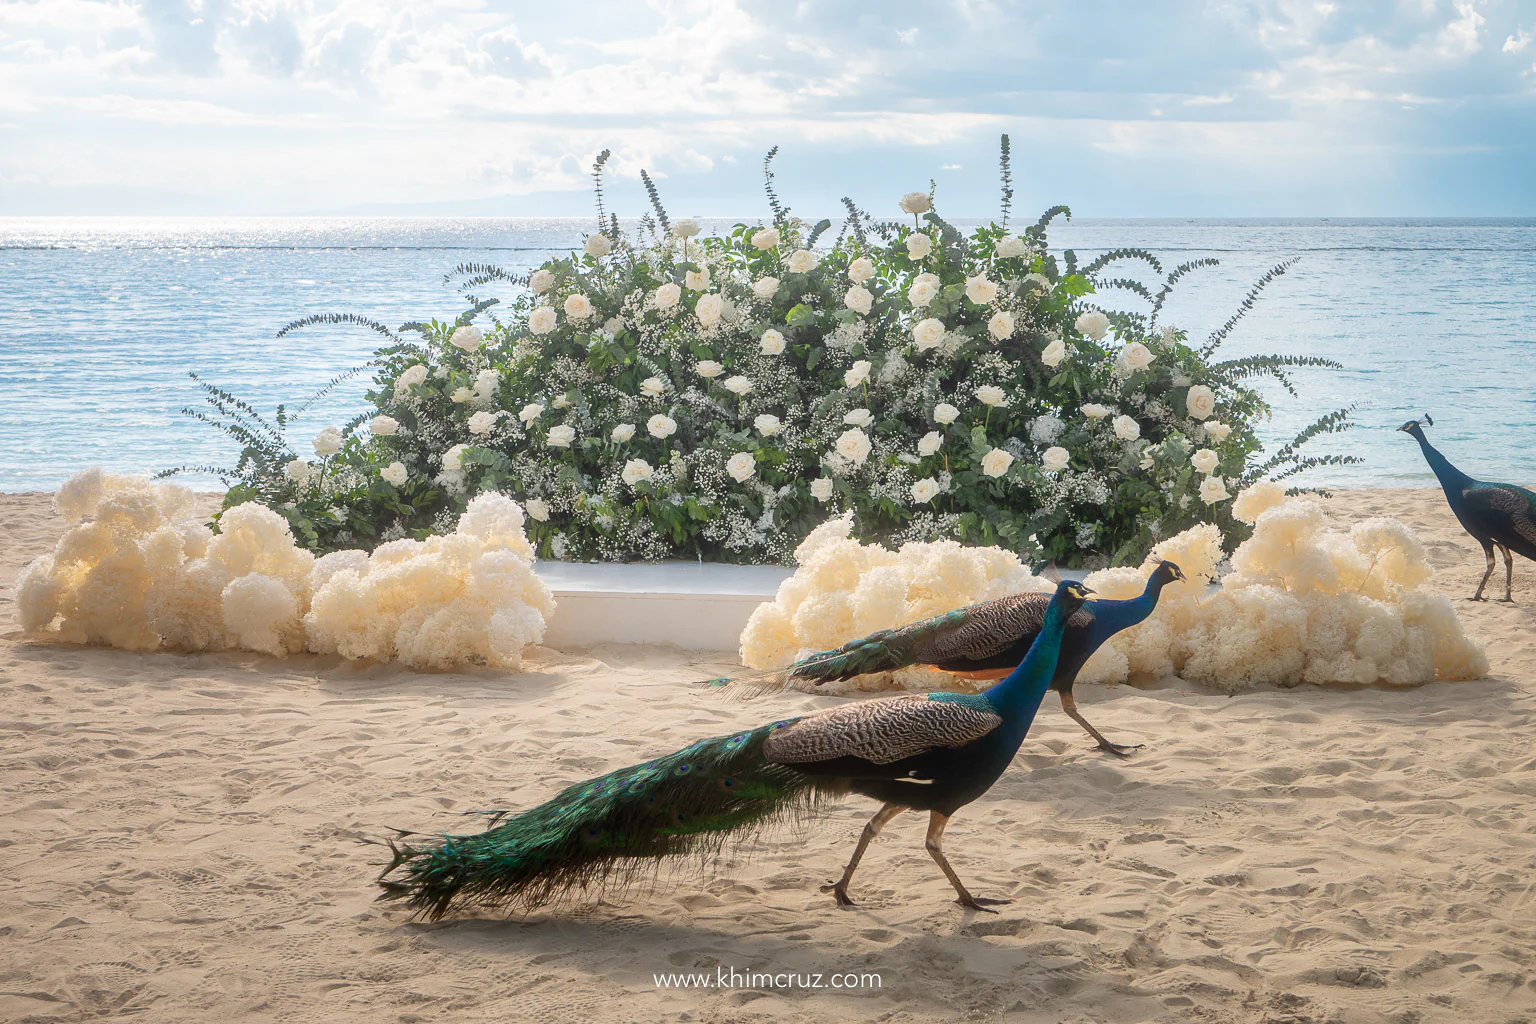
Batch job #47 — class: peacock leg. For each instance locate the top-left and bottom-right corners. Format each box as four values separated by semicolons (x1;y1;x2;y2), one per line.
925;811;1011;913
821;802;904;907
1059;690;1143;757
1472;545;1496;601
1499;545;1515;602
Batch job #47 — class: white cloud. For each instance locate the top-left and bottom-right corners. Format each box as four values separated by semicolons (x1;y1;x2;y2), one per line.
1505;29;1531;53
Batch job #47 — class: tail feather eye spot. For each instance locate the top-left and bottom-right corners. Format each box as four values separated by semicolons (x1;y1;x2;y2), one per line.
581;826;604;845
671;809;689;825
718;777;736;792
673;763;692;776
725;733;748;748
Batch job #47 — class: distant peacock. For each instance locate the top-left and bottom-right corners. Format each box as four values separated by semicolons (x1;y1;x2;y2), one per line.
713;560;1186;757
1401;414;1536;602
376;579;1094;919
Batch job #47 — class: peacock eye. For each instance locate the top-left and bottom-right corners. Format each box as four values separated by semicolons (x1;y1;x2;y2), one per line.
673;763;692;776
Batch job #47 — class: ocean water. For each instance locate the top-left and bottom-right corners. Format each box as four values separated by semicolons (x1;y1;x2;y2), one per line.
3;216;1534;493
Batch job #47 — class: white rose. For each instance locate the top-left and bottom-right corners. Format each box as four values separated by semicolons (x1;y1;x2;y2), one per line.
1200;475;1231;504
695;293;724;328
726;451;757;482
380;461;408;487
563;293;594;320
751;226;781;250
441;444;468;469
525;497;550;521
760;329;786;355
988;311;1015;340
528;306;557;336
518;403;543;424
844;408;874;428
449;325;484;352
672;219;701;239
899;192;932;214
611;423;636;442
910;477;939;503
654;282;681;310
917;431;942;456
1023;272;1051;292
965;275;999;305
1118;341;1154;372
450;387;475;404
284;458;313;483
528;269;555;294
835;428;872;465
647;414;677;439
1113;415;1141;441
467;411;498;435
1041;338;1067;368
844;360;871;387
809;478;833;501
847;257;875;284
546;424;576;448
1186;385;1217;420
1074;310;1110;341
1041;446;1069;473
844;285;873;315
912;317;946;351
933;402;960;424
908;278;939;307
1205;420;1232;442
394;364;427;394
981;448;1016;478
552;395;571;409
583;233;612;257
1080;404;1110;421
753;276;780;300
975;384;1007;407
723;375;753;395
786;249;818;274
369;415;399;436
754;414;782;436
312;426;343;457
640;377;666;397
1140;452;1156;471
995;235;1027;258
696;360;724;379
905;233;933;261
621;458;655;486
685;267;711;291
1191;448;1220;474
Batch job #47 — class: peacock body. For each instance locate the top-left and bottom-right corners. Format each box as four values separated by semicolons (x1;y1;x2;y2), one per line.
1401;415;1536;601
377;579;1093;919
716;560;1186;756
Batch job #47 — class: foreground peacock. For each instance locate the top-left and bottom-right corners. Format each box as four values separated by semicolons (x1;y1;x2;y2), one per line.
1401;414;1536;601
377;579;1093;919
714;560;1185;756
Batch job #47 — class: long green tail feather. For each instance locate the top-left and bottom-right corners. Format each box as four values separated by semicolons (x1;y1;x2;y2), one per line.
376;719;832;919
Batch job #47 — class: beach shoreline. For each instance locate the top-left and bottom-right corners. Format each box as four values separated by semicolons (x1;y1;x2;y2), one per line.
3;486;1535;1023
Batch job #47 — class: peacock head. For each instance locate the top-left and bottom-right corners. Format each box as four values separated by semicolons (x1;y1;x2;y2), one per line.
1056;579;1093;615
1397;413;1433;438
1148;559;1186;586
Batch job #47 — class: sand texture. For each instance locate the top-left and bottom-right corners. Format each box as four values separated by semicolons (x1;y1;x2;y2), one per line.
3;488;1535;1023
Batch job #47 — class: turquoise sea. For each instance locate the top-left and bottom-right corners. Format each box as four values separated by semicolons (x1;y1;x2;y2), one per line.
2;217;1533;493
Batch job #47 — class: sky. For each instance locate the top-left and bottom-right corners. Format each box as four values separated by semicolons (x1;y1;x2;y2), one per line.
1;0;1534;217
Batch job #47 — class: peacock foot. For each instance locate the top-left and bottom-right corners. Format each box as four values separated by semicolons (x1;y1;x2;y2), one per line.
1098;741;1145;758
1467;595;1488;602
1497;597;1516;603
955;895;1011;914
820;882;856;907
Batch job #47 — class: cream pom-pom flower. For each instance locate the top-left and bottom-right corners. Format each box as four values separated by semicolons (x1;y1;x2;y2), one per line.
381;462;407;486
751;226;781;250
847;257;875;284
1191;448;1220;474
899;192;931;214
684;267;711;291
918;431;943;456
844;359;871;387
1074;310;1110;341
975;384;1007;407
695;359;725;379
726;452;757;482
1041;446;1069;473
525;497;550;521
546;425;576;448
995;234;1028;258
672;219;701;239
723;374;753;396
583;233;612;257
449;325;484;352
611;423;636;443
912;318;946;351
933;402;960;424
1232;480;1288;524
844;285;874;315
695;293;724;328
1113;415;1141;441
786;249;818;273
761;328;787;355
621;458;654;486
755;414;782;436
528;269;555;294
1186;385;1217;420
1199;476;1231;504
981;448;1015;477
910;477;940;503
527;306;557;335
654;282;681;310
1080;403;1111;421
312;426;343;457
905;233;933;260
835;428;872;465
965;275;998;305
753;276;779;300
988;311;1015;340
394;364;427;394
844;408;874;428
1041;338;1067;367
368;415;398;436
647;414;677;439
518;403;543;424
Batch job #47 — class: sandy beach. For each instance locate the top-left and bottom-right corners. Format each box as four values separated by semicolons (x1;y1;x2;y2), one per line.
3;487;1535;1024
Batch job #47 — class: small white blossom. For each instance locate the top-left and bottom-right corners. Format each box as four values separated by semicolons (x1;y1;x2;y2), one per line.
810;478;834;501
654;282;681;310
918;430;943;456
696;360;724;379
844;359;871;387
981;448;1016;477
1074;310;1110;341
835;428;872;465
722;374;753;395
844;285;874;315
910;477;940;503
369;415;399;436
844;408;874;428
786;249;818;274
933;402;960;424
753;276;780;300
312;426;343;457
528;306;557;335
1191;448;1220;474
726;451;757;482
1186;385;1217;420
899;192;932;214
612;423;636;442
622;458;655;486
1042;446;1070;473
381;461;407;486
975;384;1007;407
647;414;677;439
546;424;576;448
751;226;781;250
1113;415;1141;441
583;233;612;257
754;414;782;436
760;329;786;355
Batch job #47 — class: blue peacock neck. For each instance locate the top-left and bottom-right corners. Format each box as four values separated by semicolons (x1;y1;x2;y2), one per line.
1413;429;1474;500
982;597;1070;724
1088;572;1170;641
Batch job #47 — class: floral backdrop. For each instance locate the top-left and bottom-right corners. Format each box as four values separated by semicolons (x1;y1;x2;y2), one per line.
183;141;1356;567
